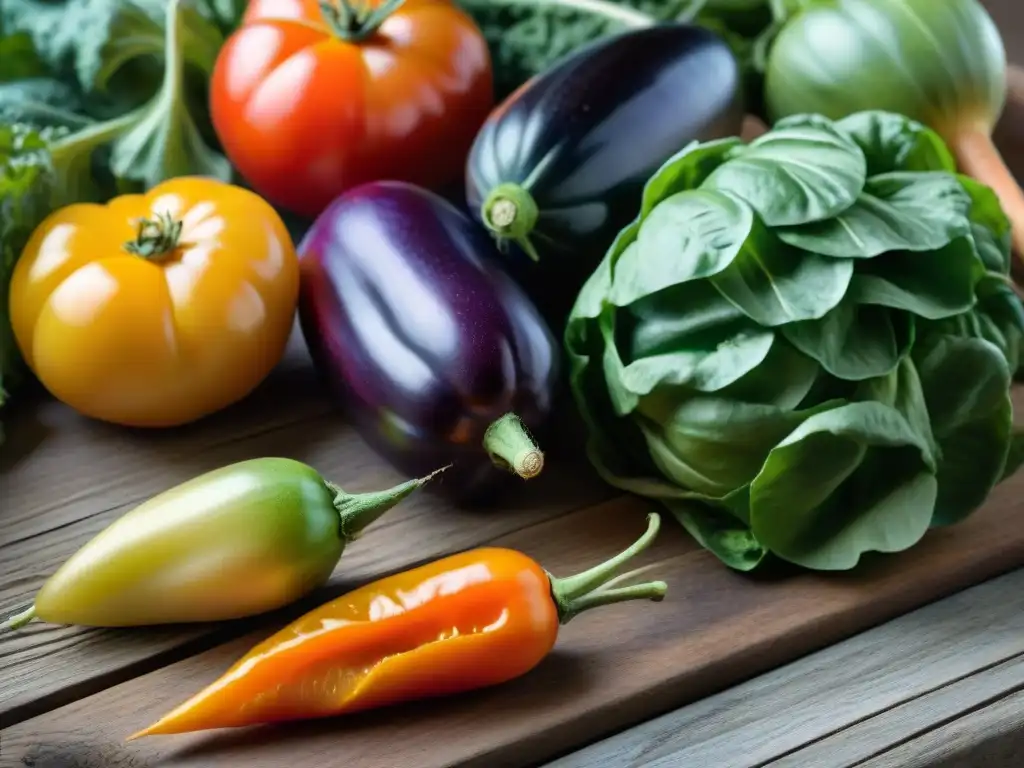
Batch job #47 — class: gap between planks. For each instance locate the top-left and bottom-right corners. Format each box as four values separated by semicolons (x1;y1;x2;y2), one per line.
777;656;1024;768
545;569;1024;768
855;690;1024;768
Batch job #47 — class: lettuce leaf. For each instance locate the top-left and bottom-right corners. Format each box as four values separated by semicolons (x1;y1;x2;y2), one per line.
0;122;57;437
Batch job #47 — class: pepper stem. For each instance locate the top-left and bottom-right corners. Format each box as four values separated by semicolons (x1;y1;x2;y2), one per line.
483;412;545;480
319;0;406;42
481;183;541;262
549;513;667;625
2;605;36;632
328;465;449;541
123;211;184;260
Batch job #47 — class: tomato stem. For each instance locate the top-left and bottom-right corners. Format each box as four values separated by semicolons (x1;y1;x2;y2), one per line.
320;0;406;42
482;183;541;262
483;412;545;479
1;605;36;632
329;465;449;541
549;513;667;625
123;211;185;261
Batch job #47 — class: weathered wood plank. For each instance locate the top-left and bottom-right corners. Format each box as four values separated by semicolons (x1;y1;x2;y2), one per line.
2;0;1023;757
770;654;1024;767
544;569;1024;768
859;690;1024;768
0;330;613;726
3;470;1023;768
1;330;327;545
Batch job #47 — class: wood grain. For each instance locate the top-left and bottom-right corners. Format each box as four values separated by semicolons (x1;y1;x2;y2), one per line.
858;691;1024;768
3;456;1024;768
0;102;782;729
547;569;1024;768
0;330;614;726
775;656;1024;768
2;2;1024;764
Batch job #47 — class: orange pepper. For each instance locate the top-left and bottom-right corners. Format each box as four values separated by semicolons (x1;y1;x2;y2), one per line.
131;514;667;737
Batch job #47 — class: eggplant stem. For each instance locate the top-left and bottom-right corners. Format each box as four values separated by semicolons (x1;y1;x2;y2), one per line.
949;125;1024;277
482;183;541;262
2;605;36;631
548;513;667;625
329;465;449;540
483;413;545;480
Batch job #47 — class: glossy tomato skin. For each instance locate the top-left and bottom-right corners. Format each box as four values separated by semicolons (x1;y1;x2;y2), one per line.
210;0;493;219
297;181;559;503
465;24;744;322
9;177;299;427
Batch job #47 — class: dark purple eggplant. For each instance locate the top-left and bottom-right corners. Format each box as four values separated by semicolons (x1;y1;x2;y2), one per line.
465;23;745;322
297;181;559;503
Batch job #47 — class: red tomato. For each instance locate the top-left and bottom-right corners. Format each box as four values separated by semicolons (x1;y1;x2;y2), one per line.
209;0;493;218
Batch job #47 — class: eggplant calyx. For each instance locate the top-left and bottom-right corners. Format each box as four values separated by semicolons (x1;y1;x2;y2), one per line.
482;183;541;262
1;605;36;632
329;465;450;541
483;412;545;480
123;210;184;261
319;0;406;42
549;513;667;625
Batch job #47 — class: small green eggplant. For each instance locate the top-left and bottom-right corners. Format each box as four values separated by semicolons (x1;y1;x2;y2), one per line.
3;458;445;629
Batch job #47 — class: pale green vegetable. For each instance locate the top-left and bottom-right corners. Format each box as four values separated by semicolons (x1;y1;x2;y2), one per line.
763;0;1024;267
566;110;1023;572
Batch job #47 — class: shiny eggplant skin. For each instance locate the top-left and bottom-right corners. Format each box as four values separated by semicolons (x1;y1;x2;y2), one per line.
297;181;559;503
465;23;745;322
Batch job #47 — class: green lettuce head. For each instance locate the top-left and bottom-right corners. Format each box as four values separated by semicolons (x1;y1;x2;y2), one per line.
565;110;1024;572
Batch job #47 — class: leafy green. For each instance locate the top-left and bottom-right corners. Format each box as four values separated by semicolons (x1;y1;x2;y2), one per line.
0;122;57;439
2;0;231;206
454;0;662;100
454;0;800;104
707;222;852;327
846;241;982;320
639;137;743;218
958;174;1013;275
0;30;50;80
749;400;937;570
618;188;754;304
835;112;957;176
912;334;1013;526
566;110;1023;572
775;172;973;259
782;298;912;381
702;114;866;226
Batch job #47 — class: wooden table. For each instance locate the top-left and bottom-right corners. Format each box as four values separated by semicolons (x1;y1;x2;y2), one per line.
550;569;1024;768
3;4;1024;767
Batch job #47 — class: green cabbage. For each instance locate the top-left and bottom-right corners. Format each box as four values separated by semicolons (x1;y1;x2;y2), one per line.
565;110;1023;572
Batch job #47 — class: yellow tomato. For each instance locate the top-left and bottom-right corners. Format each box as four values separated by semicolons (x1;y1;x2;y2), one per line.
9;177;299;427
